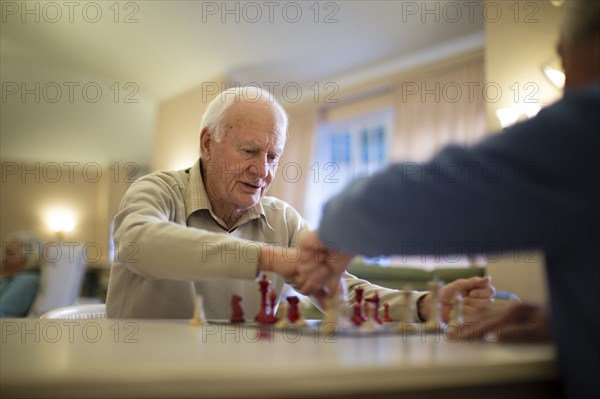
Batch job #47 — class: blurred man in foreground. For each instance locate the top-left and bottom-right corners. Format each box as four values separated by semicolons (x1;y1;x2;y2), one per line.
299;2;599;398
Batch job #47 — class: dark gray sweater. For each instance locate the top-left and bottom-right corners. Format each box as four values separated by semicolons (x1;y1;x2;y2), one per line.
320;82;600;399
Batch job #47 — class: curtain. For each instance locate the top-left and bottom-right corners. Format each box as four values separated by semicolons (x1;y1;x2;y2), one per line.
269;53;486;219
392;56;486;161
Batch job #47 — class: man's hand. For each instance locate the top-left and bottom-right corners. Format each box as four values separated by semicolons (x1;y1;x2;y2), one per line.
310;277;348;311
447;302;551;343
294;231;354;296
418;276;496;323
257;237;353;298
258;244;301;277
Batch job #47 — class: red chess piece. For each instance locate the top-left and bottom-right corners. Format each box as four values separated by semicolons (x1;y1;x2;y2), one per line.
258;325;272;341
263;290;279;324
230;295;245;323
355;287;364;302
286;296;300;323
383;301;393;322
350;303;364;326
366;292;382;324
255;275;271;323
355;287;366;322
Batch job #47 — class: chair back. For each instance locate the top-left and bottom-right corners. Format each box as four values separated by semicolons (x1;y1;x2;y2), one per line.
40;304;106;319
28;243;86;317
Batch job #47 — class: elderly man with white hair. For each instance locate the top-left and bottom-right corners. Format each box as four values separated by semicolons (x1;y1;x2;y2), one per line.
107;86;495;322
300;1;598;398
107;86;322;320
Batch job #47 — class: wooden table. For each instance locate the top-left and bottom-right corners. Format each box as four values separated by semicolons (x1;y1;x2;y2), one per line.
0;319;560;398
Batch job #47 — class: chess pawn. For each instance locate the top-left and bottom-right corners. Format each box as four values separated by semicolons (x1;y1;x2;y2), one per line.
295;301;308;328
424;277;443;332
449;292;464;324
396;290;416;334
319;297;341;334
275;301;289;329
361;301;376;331
286;296;301;324
230;294;245;323
350;302;364;327
383;302;393;322
190;295;206;326
398;290;414;324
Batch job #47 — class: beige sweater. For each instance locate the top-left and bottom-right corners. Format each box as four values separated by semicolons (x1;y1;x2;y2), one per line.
106;159;424;320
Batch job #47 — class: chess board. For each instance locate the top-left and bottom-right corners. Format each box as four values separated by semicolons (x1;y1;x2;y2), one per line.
205;319;446;337
189;274;456;337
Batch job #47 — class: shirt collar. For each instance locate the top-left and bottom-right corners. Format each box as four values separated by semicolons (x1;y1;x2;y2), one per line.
185;158;272;231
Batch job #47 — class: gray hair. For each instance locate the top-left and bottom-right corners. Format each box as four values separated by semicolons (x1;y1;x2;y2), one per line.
3;231;44;270
560;0;600;46
199;86;289;143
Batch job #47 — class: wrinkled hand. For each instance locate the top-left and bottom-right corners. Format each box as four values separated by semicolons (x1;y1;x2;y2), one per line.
258;233;353;298
309;277;348;311
420;276;496;323
258;245;299;279
447;302;551;343
292;231;354;296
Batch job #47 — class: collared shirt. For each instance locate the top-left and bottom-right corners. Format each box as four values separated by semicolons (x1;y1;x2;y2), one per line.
106;159;306;319
107;159;424;320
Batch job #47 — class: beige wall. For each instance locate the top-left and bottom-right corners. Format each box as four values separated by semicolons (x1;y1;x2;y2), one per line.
268;105;319;216
486;251;549;303
0;161;135;266
483;0;564;303
485;0;563;131
153;76;228;171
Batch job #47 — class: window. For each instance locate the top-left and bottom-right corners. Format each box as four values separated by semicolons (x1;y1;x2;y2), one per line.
304;108;393;228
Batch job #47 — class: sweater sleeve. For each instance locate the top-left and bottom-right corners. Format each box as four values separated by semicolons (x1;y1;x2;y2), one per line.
112;173;260;282
319;87;599;258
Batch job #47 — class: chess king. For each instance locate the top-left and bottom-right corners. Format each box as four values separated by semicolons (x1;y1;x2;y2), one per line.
106;86;495;321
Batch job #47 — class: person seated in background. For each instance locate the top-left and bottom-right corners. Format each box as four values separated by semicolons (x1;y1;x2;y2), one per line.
0;231;44;317
296;2;599;398
106;86;495;322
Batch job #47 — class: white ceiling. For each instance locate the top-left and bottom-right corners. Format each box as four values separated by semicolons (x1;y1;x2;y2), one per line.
0;0;484;165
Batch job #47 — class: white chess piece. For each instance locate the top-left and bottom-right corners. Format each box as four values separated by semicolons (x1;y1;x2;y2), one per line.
400;289;413;323
189;295;206;326
396;288;416;333
361;301;376;331
319;296;342;334
424;277;443;332
449;292;464;324
275;301;289;329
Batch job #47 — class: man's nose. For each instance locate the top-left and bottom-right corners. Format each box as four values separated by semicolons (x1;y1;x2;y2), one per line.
248;160;269;179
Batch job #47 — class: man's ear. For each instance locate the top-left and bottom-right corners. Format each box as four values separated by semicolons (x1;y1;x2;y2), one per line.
200;127;211;159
